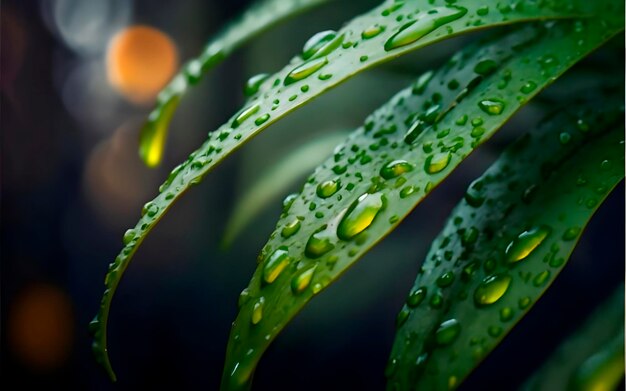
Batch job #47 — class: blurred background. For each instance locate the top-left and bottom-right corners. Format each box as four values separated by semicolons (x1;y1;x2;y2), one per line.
1;0;623;389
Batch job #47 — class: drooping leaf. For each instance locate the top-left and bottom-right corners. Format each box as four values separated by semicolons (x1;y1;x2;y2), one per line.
521;284;624;391
139;0;333;167
222;131;349;247
93;0;602;379
221;9;624;391
385;96;625;390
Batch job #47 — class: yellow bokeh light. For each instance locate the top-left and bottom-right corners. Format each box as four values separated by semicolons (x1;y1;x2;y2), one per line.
106;25;178;104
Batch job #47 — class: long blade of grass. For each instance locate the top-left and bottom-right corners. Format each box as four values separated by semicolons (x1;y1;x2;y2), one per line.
92;0;615;380
221;8;624;391
386;96;625;390
521;284;624;391
139;0;333;167
222;131;349;247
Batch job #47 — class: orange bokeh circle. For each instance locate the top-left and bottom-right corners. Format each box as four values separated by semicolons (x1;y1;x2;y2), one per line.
106;25;178;104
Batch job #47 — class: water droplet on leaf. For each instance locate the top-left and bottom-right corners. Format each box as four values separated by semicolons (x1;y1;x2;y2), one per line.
337;192;385;240
396;307;410;327
238;288;251;308
437;271;455;287
123;229;136;245
520;81;537;94
362;24;385;39
488;325;502;338
305;230;335;259
412;70;434;95
518;296;531;309
532;270;550;287
384;7;467;51
500;307;514;322
232;104;260;128
425;152;451;174
281;219;301;238
404;119;427;144
316;179;340;198
436;319;461;345
281;194;299;214
301;30;336;60
284;57;328;85
562;227;581;241
474;274;512;307
262;247;291;284
251;297;264;325
407;287;427;307
474;59;497;76
399;185;418;199
244;73;269;96
380;160;414;179
291;265;316;294
385;357;398;377
478;99;505;115
505;226;551;263
255;113;270;126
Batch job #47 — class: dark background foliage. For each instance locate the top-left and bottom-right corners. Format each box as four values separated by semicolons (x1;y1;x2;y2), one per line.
1;0;623;389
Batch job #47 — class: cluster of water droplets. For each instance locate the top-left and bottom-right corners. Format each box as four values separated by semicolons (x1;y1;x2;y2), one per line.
147;3;567;271
229;5;576;353
385;186;565;383
384;100;623;386
205;2;606;388
91;0;616;384
229;1;473;147
227;3;488;333
141;0;368;165
88;196;170;379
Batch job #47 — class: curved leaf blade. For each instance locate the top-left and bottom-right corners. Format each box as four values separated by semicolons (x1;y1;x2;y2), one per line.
222;8;624;391
139;0;332;167
521;284;624;391
140;0;594;166
386;97;625;390
93;0;599;379
222;131;349;247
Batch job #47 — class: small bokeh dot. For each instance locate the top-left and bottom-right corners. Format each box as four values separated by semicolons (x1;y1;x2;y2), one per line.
8;284;74;371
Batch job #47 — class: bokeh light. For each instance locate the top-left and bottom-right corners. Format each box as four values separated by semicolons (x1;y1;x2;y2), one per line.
40;0;132;56
60;59;124;132
106;25;178;104
83;119;162;227
8;284;74;371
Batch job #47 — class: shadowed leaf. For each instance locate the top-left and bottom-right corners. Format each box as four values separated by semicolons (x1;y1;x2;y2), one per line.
521;284;624;391
386;96;624;390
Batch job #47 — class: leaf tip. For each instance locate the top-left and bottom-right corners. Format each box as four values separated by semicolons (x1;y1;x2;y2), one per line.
138;122;164;168
138;95;181;168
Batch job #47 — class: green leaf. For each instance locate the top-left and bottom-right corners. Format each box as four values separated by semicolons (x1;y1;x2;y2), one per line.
139;0;597;166
221;10;624;391
521;284;624;391
92;0;618;381
139;0;333;167
222;130;349;247
386;97;625;390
